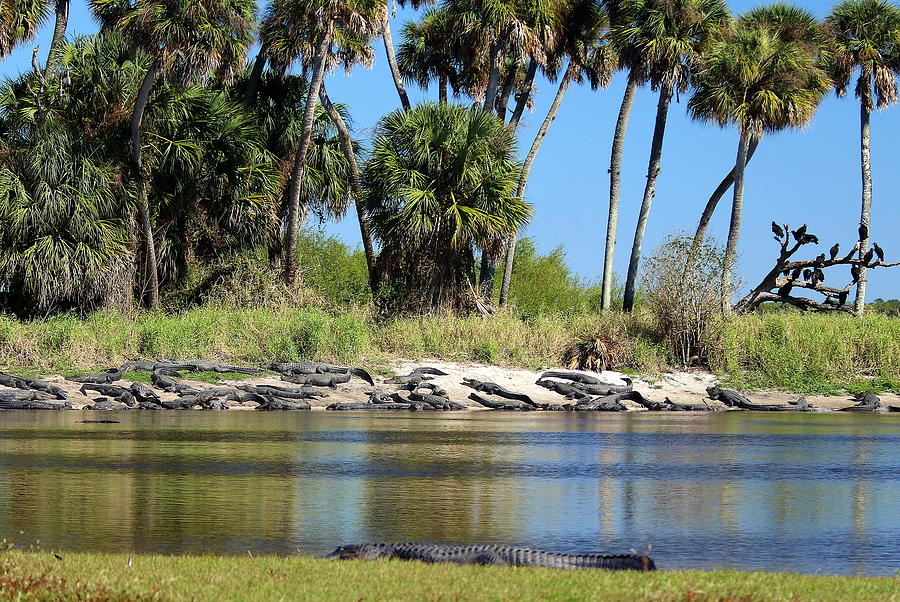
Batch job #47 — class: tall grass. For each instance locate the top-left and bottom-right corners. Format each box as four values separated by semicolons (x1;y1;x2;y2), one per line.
0;307;897;393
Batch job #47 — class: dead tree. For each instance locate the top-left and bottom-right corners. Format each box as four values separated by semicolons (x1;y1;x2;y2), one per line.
734;222;898;314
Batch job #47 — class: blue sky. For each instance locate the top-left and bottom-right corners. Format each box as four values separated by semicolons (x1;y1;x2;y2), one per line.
5;0;898;300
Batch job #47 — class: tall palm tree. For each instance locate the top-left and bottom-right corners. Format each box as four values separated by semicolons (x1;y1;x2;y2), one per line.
498;0;616;307
689;5;830;305
689;3;827;258
276;0;385;286
92;0;255;308
826;0;900;314
617;0;729;312
363;102;530;313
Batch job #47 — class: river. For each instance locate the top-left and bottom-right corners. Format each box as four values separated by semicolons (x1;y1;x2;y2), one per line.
0;410;897;575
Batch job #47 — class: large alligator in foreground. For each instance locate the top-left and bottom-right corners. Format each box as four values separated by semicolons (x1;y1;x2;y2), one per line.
326;543;655;571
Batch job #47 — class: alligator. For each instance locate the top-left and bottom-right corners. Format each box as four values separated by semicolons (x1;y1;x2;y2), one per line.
150;371;201;396
325;543;655;571
195;387;238;403
0;389;56;402
326;402;417;411
173;360;263;375
536;378;633;398
129;382;161;404
83;397;134;411
468;392;535;411
706;387;817;411
573;393;628;412
407;390;467;410
384;367;448;385
0;373;68;400
538;371;605;385
542;403;573;411
462;378;536;406
79;383;129;398
267;363;374;385
79;419;120;423
535;380;592;401
281;368;374;388
397;382;448;397
625;392;718;412
66;369;122;384
159;396;201;410
254;396;311;411
0;396;72;410
367;389;394;404
838;392;881;412
237;384;328;399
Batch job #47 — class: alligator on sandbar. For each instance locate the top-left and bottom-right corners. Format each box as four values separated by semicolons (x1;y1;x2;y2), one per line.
326;543;655;571
462;378;536;406
706;386;821;411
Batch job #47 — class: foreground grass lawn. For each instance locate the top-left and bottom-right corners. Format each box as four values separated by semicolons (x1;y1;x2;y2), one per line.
0;552;896;601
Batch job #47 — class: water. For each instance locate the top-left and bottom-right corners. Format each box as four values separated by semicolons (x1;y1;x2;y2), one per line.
0;410;898;575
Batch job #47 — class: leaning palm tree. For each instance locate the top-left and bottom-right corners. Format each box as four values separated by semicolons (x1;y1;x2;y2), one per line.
498;0;616;307
273;0;385;286
689;7;830;306
826;0;900;314
90;0;255;308
617;0;729;312
363;102;530;313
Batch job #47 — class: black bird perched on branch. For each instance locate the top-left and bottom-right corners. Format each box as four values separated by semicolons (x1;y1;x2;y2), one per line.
863;248;875;265
810;269;821;287
829;243;839;261
792;224;808;241
790;267;802;280
859;224;868;242
838;290;849;307
873;242;884;262
778;282;793;297
772;221;784;239
802;233;819;244
815;268;825;284
851;264;861;283
815;253;826;266
802;268;811;280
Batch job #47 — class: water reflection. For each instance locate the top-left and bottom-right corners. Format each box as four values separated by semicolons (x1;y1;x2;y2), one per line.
0;411;897;575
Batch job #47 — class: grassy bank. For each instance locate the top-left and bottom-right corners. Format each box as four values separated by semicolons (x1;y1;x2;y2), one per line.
0;308;898;394
0;551;896;601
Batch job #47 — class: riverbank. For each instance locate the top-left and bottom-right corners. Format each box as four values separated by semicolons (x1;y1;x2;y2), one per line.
1;308;898;395
6;358;899;411
0;551;896;601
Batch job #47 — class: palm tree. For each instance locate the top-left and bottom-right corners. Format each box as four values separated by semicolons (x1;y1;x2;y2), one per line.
689;3;827;260
397;7;459;102
275;0;385;286
92;0;255;308
617;0;729;312
498;0;616;307
363;102;530;313
826;0;900;314
689;6;830;305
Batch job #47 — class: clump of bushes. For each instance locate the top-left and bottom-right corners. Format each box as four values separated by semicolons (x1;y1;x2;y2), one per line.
642;236;733;367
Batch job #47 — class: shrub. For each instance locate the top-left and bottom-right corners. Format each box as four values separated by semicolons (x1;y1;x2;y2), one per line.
642;235;733;367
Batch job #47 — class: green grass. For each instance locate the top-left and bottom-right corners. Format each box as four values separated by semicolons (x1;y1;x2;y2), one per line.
1;308;898;395
0;551;895;601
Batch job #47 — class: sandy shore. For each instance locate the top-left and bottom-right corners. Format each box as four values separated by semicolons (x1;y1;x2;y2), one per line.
2;359;898;411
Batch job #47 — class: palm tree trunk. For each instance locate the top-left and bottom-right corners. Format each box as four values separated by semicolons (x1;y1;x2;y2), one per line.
382;16;411;111
622;81;673;312
243;42;268;106
318;83;377;290
507;59;537;129
499;62;575;307
495;61;519;120
854;100;872;315
438;74;448;103
130;59;161;309
600;76;637;311
722;128;751;312
692;134;760;245
283;23;333;286
45;0;69;74
482;42;502;112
